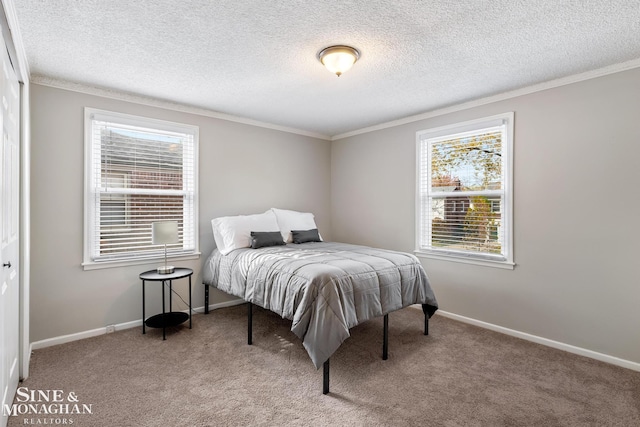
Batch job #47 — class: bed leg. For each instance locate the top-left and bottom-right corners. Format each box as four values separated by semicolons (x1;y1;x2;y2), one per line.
247;302;253;345
382;314;389;360
204;285;209;314
323;359;330;394
421;304;429;335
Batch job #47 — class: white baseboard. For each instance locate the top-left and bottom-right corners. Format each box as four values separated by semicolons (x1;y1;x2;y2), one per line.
30;299;245;351
31;302;639;374
192;298;245;314
434;309;640;372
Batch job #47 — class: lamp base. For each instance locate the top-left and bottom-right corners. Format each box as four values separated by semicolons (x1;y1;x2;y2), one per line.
157;265;175;274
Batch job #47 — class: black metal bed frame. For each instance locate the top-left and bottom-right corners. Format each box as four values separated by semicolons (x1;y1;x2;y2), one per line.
204;284;430;394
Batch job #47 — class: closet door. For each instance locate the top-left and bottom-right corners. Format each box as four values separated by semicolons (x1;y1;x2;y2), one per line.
0;27;20;427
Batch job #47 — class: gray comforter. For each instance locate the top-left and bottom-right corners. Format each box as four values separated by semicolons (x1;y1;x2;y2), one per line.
203;241;438;369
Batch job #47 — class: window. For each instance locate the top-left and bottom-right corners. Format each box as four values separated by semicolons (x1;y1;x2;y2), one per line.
416;112;513;269
84;108;199;268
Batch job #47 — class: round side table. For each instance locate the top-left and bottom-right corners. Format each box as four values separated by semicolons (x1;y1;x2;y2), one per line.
140;267;193;340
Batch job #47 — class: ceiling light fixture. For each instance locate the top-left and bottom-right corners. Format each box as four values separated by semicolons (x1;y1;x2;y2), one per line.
317;45;360;77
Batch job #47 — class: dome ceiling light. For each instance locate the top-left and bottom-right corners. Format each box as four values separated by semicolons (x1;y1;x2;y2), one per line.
317;45;360;77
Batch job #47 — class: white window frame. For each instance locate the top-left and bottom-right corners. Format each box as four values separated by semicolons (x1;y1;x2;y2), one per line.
83;108;200;270
415;112;514;269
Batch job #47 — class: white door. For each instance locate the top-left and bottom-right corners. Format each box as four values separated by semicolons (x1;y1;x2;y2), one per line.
0;27;20;427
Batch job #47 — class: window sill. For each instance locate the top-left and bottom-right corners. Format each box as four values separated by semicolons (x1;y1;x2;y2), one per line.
82;252;201;271
414;250;515;270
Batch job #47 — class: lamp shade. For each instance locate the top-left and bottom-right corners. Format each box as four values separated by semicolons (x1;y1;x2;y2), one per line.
152;221;179;245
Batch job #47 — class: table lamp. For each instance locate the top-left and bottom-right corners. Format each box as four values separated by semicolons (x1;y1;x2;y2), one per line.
152;221;178;274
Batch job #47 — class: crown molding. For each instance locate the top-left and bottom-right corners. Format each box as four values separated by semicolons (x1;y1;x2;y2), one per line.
31;75;332;141
2;0;31;82
28;55;640;143
332;57;640;140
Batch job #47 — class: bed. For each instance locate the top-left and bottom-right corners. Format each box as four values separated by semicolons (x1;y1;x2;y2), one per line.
202;208;438;394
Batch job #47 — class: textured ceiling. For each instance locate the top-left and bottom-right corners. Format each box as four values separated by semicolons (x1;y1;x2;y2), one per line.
12;0;640;138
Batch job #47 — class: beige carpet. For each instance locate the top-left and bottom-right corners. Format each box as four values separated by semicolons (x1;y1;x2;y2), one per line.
8;304;640;426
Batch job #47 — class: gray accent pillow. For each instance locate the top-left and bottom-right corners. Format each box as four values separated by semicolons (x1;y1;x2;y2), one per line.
291;228;322;244
250;231;285;249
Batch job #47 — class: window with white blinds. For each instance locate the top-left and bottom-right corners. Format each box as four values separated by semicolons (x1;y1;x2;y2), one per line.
84;108;199;267
416;113;514;269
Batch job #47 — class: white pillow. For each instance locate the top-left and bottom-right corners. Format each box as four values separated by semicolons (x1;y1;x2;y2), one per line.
271;208;320;243
211;210;280;255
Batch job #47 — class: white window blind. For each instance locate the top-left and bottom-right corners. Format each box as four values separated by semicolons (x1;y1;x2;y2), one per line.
416;113;513;268
84;109;198;266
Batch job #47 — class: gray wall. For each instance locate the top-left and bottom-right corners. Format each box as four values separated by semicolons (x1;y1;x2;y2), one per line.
331;67;640;364
30;84;331;342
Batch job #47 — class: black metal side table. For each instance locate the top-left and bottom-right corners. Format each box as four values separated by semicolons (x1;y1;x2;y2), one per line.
140;267;193;340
